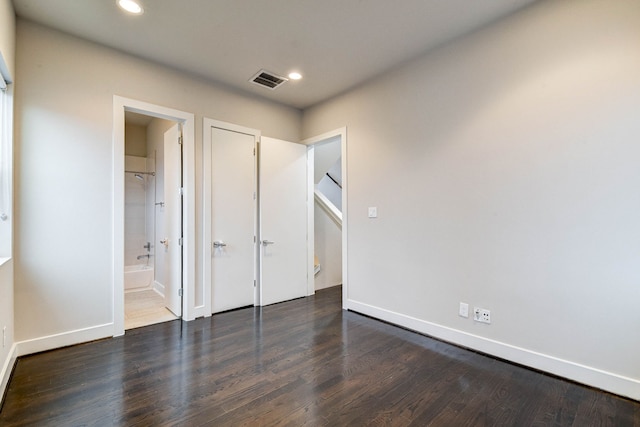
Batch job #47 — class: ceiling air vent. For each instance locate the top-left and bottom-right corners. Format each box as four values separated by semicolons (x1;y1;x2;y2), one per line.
250;69;288;90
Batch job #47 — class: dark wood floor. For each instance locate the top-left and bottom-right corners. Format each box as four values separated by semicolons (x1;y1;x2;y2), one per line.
1;286;638;426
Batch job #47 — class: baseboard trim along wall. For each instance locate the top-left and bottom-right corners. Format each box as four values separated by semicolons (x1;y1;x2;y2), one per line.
15;323;114;358
153;280;165;297
1;324;114;400
346;299;640;401
4;304;638;402
0;343;17;403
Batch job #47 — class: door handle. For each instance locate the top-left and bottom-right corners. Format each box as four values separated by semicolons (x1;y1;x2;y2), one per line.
213;241;227;248
261;240;275;246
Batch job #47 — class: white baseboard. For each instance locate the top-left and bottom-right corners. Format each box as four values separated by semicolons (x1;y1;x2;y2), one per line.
3;323;113;403
188;305;206;320
153;280;165;297
0;343;17;402
15;323;114;357
345;298;640;401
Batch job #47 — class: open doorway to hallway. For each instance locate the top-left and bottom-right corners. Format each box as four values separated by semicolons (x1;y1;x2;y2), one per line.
304;128;347;303
312;136;342;291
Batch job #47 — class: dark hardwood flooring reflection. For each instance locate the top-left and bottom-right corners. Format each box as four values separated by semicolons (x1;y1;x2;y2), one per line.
1;286;639;426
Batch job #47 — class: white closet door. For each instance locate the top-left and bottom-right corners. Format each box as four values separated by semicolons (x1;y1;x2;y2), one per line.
259;137;308;306
210;127;256;313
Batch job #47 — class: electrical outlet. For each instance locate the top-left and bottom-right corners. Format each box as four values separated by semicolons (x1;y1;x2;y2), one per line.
474;307;491;324
459;302;469;318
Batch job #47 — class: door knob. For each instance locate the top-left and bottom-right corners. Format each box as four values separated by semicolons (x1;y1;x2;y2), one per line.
261;240;275;246
213;241;227;248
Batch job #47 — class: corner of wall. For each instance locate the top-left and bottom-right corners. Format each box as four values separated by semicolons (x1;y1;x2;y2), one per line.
0;342;17;403
0;258;15;404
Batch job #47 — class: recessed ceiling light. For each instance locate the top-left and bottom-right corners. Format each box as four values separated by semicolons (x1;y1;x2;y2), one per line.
117;0;144;15
288;72;302;80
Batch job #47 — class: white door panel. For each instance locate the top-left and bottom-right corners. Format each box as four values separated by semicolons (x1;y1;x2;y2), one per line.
260;137;308;306
210;127;256;313
163;124;182;316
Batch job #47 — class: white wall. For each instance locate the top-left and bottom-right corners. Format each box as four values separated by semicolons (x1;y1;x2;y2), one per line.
124;155;148;267
313;135;341;184
0;0;15;400
124;123;146;157
302;0;640;399
314;203;341;290
124;125;149;268
13;20;301;350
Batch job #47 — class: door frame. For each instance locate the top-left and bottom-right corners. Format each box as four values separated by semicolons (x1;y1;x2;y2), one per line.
302;127;348;308
113;96;196;336
202;118;261;315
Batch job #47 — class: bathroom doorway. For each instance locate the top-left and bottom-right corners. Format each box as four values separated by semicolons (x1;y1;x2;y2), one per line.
113;96;196;336
123;111;180;329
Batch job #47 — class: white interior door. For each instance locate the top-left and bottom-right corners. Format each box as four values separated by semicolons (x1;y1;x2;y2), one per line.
260;137;308;306
163;124;182;316
210;127;256;313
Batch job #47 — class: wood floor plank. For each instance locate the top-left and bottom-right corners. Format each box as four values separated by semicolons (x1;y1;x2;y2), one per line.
1;285;638;426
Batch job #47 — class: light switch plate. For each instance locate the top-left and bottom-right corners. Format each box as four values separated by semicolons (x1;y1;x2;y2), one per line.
459;302;469;318
368;207;377;218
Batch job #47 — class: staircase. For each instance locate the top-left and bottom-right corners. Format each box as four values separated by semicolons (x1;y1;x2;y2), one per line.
314;157;342;277
315;157;342;228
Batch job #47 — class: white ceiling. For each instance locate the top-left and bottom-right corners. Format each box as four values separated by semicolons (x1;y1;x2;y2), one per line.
12;0;537;109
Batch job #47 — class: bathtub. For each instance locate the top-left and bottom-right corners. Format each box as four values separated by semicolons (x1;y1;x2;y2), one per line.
124;265;154;291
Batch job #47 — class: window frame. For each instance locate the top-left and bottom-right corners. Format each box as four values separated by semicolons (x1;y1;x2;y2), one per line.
0;54;13;259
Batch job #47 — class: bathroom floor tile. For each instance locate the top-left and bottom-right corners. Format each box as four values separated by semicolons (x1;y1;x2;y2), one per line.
124;289;178;330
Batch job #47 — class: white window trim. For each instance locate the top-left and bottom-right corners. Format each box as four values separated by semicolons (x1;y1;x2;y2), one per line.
0;52;13;257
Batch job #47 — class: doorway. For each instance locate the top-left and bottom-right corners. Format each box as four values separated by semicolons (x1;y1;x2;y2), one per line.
303;128;348;306
113;96;196;337
123;112;180;329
